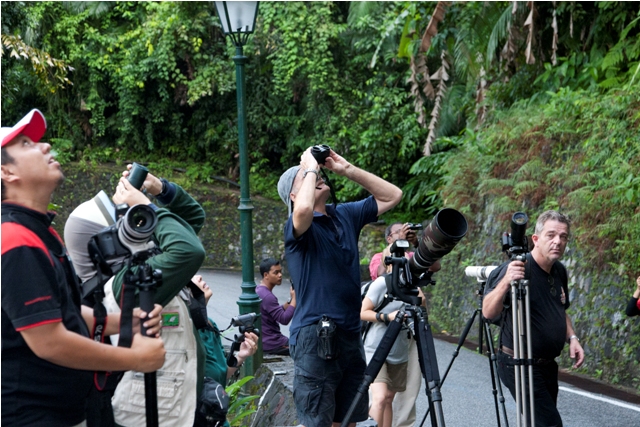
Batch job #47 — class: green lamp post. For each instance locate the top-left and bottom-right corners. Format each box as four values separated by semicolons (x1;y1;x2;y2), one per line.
214;1;262;374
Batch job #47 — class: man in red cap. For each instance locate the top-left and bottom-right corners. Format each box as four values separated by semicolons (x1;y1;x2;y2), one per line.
1;109;166;426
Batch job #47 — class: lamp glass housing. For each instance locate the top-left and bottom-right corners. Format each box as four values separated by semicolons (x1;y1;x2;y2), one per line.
215;1;259;35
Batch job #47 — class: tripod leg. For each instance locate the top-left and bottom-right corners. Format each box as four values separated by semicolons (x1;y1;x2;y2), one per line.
414;309;446;427
483;320;509;427
440;309;478;384
340;313;404;427
523;280;535;427
511;282;522;427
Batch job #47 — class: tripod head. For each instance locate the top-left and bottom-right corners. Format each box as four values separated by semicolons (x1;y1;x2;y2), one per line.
383;239;423;307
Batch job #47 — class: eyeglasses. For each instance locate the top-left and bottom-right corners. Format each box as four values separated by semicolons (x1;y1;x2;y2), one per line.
548;276;556;296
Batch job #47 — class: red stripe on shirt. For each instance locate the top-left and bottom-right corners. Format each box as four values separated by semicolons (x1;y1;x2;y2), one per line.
1;222;54;264
24;295;53;306
15;318;62;331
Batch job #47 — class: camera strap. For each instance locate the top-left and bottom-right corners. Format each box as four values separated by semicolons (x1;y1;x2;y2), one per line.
320;168;338;210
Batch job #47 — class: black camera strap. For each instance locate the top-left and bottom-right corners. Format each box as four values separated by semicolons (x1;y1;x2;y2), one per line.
320;168;338;210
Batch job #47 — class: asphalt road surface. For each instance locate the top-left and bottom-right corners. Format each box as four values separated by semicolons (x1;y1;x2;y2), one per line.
201;269;640;427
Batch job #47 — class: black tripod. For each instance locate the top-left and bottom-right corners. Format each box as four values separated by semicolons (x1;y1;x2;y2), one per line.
123;252;162;427
341;245;446;427
427;278;509;427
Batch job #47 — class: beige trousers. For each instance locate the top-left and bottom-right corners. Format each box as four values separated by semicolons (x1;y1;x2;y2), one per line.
392;339;421;427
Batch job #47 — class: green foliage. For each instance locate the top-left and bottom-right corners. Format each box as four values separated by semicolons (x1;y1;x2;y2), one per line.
3;0;639;390
225;376;260;427
436;87;640;388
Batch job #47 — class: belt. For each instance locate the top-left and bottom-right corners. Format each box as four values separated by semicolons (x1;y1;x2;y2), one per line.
499;346;555;366
501;346;514;356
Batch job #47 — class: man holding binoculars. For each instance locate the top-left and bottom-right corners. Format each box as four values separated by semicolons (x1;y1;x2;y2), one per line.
278;145;402;427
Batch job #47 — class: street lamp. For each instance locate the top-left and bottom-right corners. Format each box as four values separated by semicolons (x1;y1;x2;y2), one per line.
214;1;262;374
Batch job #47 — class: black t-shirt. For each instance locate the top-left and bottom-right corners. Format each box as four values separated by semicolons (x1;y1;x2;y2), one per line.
2;203;93;426
484;254;570;360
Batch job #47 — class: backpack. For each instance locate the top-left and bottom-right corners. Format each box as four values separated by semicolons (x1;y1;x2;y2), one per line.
360;275;395;341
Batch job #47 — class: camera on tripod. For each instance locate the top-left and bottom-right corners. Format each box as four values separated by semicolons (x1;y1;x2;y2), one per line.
406;208;468;283
501;211;529;260
81;203;158;301
465;266;498;282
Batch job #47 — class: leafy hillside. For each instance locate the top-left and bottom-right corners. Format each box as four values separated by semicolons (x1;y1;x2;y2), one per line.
2;1;639;389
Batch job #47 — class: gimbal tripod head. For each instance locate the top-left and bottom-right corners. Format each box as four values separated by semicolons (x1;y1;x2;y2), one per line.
384;239;422;307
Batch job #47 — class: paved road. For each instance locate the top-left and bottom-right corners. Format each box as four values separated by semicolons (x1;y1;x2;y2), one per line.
201;269;640;427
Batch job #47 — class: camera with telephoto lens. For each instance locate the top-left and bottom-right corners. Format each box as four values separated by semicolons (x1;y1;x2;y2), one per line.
311;144;331;165
407;208;468;282
88;204;158;269
501;211;529;260
465;266;498;282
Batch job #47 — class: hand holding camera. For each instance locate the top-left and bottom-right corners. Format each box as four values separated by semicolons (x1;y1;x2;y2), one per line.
236;331;260;364
113;177;151;207
122;163;164;197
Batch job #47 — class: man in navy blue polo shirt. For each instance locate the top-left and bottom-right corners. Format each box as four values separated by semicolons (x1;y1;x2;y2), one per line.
277;146;402;427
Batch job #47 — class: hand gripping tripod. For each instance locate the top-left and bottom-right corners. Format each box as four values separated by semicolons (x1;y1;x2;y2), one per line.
509;254;535;427
123;252;163;427
431;266;510;427
341;243;446;427
501;211;534;427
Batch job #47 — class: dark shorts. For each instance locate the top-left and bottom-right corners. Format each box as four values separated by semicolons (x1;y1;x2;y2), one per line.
290;323;369;427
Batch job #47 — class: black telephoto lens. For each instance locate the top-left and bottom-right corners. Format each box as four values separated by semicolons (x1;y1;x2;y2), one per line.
510;211;529;249
409;208;468;276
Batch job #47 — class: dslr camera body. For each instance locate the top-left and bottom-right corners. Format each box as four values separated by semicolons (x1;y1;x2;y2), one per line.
87;204;158;284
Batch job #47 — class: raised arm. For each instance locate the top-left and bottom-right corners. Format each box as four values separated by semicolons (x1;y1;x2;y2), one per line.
324;150;402;216
291;149;320;238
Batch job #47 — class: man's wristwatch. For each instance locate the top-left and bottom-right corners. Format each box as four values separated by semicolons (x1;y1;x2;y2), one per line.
303;169;319;179
567;335;579;343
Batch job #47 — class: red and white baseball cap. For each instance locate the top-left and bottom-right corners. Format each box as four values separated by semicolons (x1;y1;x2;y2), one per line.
0;109;47;147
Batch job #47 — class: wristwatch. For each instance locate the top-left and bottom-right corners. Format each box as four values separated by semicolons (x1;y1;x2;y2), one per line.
567;334;579;343
303;169;319;179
